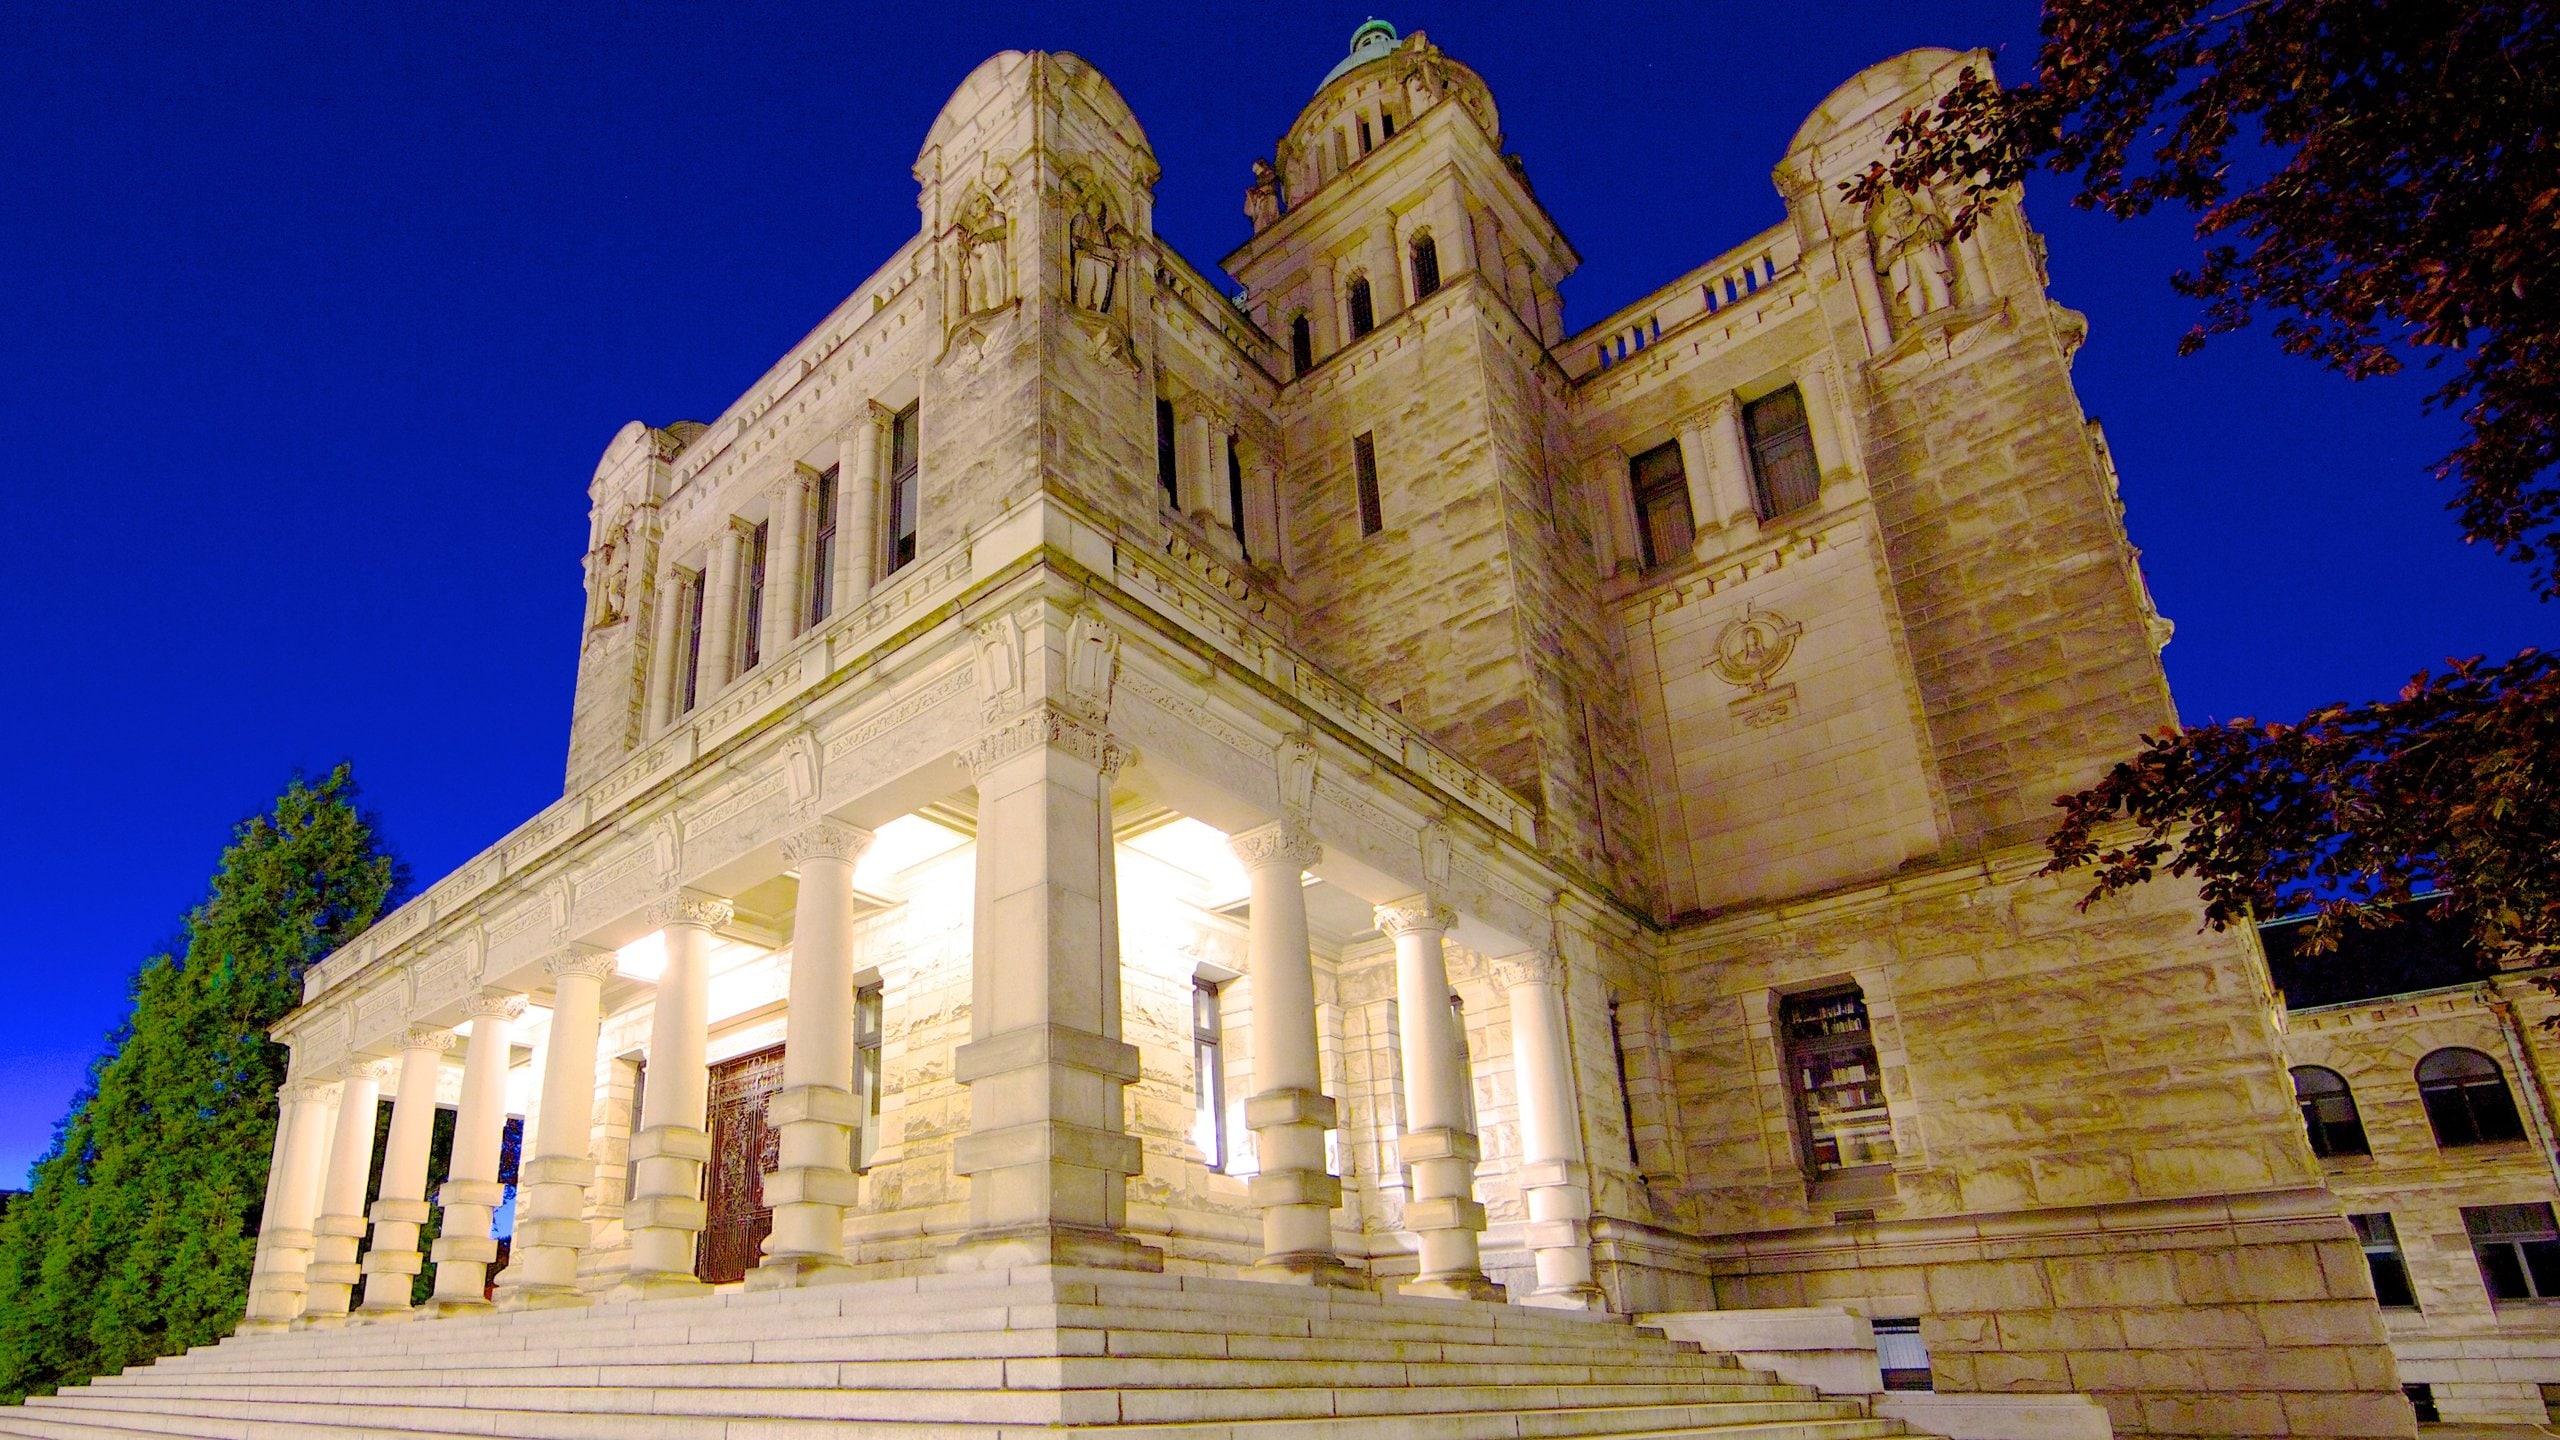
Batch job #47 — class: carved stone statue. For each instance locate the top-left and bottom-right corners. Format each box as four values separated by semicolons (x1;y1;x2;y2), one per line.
1066;181;1118;314
589;504;633;628
1245;158;1282;232
957;188;1011;314
1870;186;1955;322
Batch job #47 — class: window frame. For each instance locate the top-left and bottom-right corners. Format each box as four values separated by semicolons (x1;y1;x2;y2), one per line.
882;403;921;578
1410;233;1442;301
1744;384;1822;522
2466;1202;2560;1302
2352;1212;2420;1308
739;519;770;672
2290;1064;2373;1158
1193;978;1227;1172
677;567;706;715
1628;440;1695;571
1347;275;1376;339
1289;314;1314;377
854;982;885;1171
2419;1047;2528;1148
1353;432;1383;537
1155;397;1181;510
806;465;838;628
1225;435;1250;561
1779;985;1897;1178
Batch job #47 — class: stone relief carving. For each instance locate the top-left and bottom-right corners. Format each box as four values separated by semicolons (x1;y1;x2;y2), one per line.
956;181;1013;315
1064;173;1120;314
588;503;635;629
1277;733;1318;819
782;729;821;811
1245;158;1281;232
974;612;1026;721
1869;186;1956;323
1064;609;1119;719
1709;603;1806;730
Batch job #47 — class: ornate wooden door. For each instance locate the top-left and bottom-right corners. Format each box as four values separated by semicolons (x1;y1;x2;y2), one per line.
696;1043;784;1284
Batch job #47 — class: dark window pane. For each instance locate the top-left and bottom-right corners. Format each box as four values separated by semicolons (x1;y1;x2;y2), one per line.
2425;1085;2482;1146
2481;1243;2532;1300
2368;1250;2419;1308
1412;236;1441;300
1630;441;1693;570
808;466;838;627
1156;399;1180;508
1348;278;1375;338
680;571;706;713
740;521;769;671
1355;433;1382;537
1227;437;1250;560
2525;1238;2560;1298
2471;1081;2528;1143
886;404;920;575
1290;316;1314;376
1745;385;1821;520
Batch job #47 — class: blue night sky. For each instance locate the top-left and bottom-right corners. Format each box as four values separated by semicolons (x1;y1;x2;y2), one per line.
1;2;2545;1184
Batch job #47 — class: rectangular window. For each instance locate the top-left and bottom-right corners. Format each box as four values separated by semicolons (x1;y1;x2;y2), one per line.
1358;117;1374;155
2467;1203;2560;1301
1193;980;1226;1172
2354;1213;2420;1308
1780;986;1897;1176
1629;440;1694;570
623;1057;648;1204
1874;1319;1932;1392
2406;1384;2439;1424
1156;398;1180;509
1348;278;1376;339
807;465;838;627
1745;385;1822;521
678;569;706;714
1609;998;1641;1167
855;982;884;1170
739;520;769;672
883;403;920;577
1449;992;1476;1134
1226;435;1250;561
1354;432;1383;536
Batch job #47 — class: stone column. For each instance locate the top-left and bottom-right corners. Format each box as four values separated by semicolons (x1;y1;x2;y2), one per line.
1232;823;1354;1286
495;945;617;1310
697;520;747;696
614;891;730;1299
1705;397;1758;526
1845;240;1896;354
302;1059;391;1325
643;561;684;731
949;699;1159;1272
752;820;878;1290
1181;405;1223;525
239;1077;340;1332
1378;899;1502;1301
833;410;881;613
764;469;810;660
427;989;525;1314
357;1026;454;1320
1497;950;1605;1309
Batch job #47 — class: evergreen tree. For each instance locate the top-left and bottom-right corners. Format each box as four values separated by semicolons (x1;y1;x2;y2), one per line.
0;765;403;1402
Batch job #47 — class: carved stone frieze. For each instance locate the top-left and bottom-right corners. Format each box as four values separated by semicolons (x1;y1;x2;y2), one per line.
961;701;1127;779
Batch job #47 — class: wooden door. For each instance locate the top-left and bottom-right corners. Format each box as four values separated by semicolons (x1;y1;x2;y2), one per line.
697;1043;784;1284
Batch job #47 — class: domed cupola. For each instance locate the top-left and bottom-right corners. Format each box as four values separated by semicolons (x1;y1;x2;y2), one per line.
1258;21;1501;217
1319;18;1402;88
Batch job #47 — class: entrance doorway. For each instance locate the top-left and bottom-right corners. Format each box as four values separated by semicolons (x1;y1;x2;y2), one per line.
697;1043;785;1284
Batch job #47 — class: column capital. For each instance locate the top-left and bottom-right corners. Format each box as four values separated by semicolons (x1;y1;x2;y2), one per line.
1230;821;1322;875
336;1057;394;1084
781;820;876;867
399;1024;458;1054
1491;949;1565;991
648;890;734;932
542;944;619;982
278;1078;339;1105
461;989;528;1022
1375;899;1456;940
962;701;1128;779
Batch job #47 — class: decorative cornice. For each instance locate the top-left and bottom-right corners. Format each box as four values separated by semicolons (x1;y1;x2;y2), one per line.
1230;822;1322;875
461;988;528;1022
961;701;1128;779
399;1025;458;1054
781;820;875;867
1375;900;1456;940
648;890;734;932
542;944;619;982
1490;949;1565;991
337;1057;394;1084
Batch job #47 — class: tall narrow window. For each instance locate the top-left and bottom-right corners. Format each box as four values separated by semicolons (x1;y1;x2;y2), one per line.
1358;116;1374;155
739;520;769;672
1744;385;1822;521
1380;110;1397;139
806;465;838;628
1347;276;1376;339
2419;1047;2527;1147
1449;993;1477;1133
1410;234;1442;300
2353;1213;2420;1308
623;1057;648;1203
678;569;706;715
1155;398;1180;509
854;982;884;1170
1608;999;1641;1167
1290;314;1314;376
2467;1203;2560;1300
883;403;920;577
2291;1065;2372;1157
1226;436;1250;561
1780;986;1896;1176
1353;432;1383;536
1629;441;1694;570
1192;979;1226;1172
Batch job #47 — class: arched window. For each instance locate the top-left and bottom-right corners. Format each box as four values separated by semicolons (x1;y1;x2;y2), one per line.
1410;233;1441;300
2290;1066;2371;1157
2418;1048;2528;1147
1347;275;1376;339
1290;314;1314;376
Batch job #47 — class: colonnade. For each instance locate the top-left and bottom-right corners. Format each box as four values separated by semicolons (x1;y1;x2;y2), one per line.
241;760;1605;1331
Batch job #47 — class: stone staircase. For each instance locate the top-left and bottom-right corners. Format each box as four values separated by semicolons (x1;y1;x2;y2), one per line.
0;1266;1924;1440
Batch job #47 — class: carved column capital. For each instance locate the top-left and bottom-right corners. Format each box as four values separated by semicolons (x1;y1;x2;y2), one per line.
399;1025;458;1054
647;890;734;932
1374;899;1456;940
461;989;528;1022
337;1057;394;1084
781;820;876;867
961;701;1128;779
541;944;619;982
278;1078;340;1105
1490;949;1565;991
1230;821;1322;875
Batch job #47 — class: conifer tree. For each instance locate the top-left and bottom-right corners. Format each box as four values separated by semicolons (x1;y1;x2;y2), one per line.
0;765;403;1402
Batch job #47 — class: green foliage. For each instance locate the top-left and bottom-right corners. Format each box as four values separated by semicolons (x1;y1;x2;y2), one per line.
0;766;403;1402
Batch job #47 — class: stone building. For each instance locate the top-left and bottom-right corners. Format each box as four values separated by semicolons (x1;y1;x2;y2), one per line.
1;23;2431;1440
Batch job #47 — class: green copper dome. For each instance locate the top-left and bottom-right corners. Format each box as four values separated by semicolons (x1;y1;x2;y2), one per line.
1318;19;1400;88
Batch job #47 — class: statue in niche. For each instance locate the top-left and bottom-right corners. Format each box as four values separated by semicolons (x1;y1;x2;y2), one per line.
957;186;1012;315
1066;179;1119;314
588;503;633;628
1869;186;1956;322
1245;159;1282;231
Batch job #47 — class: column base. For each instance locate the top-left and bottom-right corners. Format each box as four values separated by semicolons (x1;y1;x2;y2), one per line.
941;1223;1164;1274
1247;1252;1366;1288
352;1305;426;1326
1522;1282;1608;1311
233;1320;290;1337
1404;1273;1508;1303
421;1296;494;1319
494;1282;593;1312
745;1253;859;1291
607;1271;713;1303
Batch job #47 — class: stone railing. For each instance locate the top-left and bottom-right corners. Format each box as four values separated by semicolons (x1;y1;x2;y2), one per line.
1565;222;1802;381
